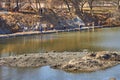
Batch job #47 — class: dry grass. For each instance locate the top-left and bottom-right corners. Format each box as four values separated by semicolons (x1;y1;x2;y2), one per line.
83;6;116;14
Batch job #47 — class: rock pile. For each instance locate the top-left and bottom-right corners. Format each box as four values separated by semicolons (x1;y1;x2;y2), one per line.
53;51;120;72
0;51;120;72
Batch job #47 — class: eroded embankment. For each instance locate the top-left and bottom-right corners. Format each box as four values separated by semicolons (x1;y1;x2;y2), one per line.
0;51;120;72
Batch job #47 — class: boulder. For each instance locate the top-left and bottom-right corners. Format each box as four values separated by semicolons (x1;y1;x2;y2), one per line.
96;52;111;60
109;77;116;80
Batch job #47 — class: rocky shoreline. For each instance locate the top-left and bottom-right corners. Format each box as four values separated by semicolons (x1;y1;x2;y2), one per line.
0;51;120;72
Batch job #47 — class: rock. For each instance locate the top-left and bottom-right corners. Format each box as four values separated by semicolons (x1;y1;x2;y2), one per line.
96;52;111;60
89;53;96;57
24;54;27;56
13;58;16;60
96;51;107;58
82;56;93;60
109;77;116;80
68;59;76;64
43;60;47;63
0;60;6;65
52;50;56;53
111;53;118;57
101;54;111;60
62;64;75;69
51;64;62;68
82;53;96;60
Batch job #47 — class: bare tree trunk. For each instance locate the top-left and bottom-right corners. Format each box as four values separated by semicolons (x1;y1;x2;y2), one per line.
28;0;32;5
88;0;94;15
8;0;11;10
13;0;19;12
16;0;19;8
80;1;86;13
38;0;41;9
70;0;83;18
36;0;38;10
63;0;71;12
117;0;120;11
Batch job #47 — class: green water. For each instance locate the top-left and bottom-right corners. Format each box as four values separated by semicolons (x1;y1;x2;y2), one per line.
0;27;120;57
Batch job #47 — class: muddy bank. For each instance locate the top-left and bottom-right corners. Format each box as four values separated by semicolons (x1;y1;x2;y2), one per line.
0;51;120;72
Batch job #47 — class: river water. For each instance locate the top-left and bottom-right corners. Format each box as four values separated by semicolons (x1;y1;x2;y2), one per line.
0;27;120;57
0;65;120;80
0;27;120;80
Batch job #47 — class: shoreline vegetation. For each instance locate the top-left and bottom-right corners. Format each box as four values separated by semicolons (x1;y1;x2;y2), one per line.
0;51;120;73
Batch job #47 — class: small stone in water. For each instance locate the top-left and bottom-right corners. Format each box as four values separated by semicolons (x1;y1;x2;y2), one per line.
109;77;116;80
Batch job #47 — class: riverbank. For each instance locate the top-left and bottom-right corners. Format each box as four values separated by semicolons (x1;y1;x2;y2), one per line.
0;30;55;38
0;29;75;39
0;51;120;72
0;26;119;39
0;27;100;39
1;11;120;34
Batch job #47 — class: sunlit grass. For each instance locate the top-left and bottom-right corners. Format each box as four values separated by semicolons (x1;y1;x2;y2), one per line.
83;6;117;14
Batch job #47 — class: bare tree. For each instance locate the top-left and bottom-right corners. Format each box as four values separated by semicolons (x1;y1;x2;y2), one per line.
116;0;120;11
7;0;11;9
14;0;19;11
88;0;94;15
63;0;71;12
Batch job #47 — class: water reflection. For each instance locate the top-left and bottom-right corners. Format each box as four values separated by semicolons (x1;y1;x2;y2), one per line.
0;27;120;57
0;65;120;80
